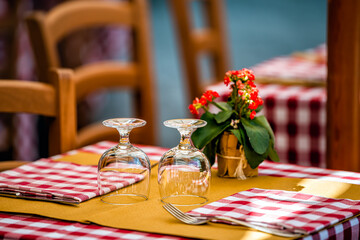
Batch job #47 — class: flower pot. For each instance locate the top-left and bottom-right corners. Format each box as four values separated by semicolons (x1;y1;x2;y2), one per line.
216;131;258;179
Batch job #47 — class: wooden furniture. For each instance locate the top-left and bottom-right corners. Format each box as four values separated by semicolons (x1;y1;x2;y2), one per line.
169;0;230;102
0;69;76;170
25;0;157;147
2;141;360;239
170;0;327;105
0;0;21;79
327;0;360;172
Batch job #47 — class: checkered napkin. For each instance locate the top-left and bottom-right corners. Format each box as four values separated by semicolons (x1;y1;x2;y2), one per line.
187;188;360;236
0;158;144;204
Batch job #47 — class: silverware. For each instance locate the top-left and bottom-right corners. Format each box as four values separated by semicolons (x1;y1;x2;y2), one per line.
162;203;303;237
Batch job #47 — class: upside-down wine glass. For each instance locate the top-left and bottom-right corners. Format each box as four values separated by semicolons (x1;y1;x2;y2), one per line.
97;118;151;205
158;119;211;206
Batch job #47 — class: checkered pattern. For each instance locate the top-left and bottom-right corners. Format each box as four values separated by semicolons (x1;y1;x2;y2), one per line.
0;158;144;204
259;160;360;185
75;141;169;162
0;213;185;240
2;143;360;240
74;141;360;185
188;188;360;236
252;44;327;84
303;216;360;240
208;83;327;168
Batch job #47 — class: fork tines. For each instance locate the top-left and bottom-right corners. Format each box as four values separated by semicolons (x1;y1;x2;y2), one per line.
163;203;197;224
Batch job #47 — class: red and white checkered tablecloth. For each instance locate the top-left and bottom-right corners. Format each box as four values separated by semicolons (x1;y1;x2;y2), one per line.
1;142;360;240
0;158;144;204
207;83;327;168
252;44;327;84
188;188;360;237
0;213;186;240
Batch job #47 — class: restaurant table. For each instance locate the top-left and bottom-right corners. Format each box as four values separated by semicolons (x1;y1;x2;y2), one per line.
251;44;327;87
215;44;327;168
1;141;360;240
208;83;326;168
207;44;327;168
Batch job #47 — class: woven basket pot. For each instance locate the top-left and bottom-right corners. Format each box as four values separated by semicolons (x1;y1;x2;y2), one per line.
216;131;258;179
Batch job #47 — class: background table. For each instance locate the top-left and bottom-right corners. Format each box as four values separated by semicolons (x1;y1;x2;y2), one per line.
208;83;326;168
1;141;360;240
208;44;327;168
252;44;327;87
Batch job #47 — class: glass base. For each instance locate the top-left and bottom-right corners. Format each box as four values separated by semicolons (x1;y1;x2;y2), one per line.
101;193;148;205
161;194;208;206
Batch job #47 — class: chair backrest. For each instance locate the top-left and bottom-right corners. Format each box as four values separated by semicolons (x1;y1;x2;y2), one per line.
0;69;77;160
26;0;157;146
169;0;230;102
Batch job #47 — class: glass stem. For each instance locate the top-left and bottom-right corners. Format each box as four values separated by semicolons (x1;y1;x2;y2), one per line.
117;128;131;149
178;128;193;150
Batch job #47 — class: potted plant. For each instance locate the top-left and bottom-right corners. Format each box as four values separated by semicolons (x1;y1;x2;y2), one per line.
189;68;279;179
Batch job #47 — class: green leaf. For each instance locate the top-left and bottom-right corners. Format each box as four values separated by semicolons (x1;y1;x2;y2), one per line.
241;117;270;155
253;116;280;162
230;129;242;145
241;131;265;169
255;104;264;113
267;139;280;162
203;137;219;166
216;102;232;110
215;110;233;124
253;115;275;140
191;111;230;149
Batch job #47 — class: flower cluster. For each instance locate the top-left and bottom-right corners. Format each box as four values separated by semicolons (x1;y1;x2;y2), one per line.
189;68;263;120
188;68;279;168
189;90;219;115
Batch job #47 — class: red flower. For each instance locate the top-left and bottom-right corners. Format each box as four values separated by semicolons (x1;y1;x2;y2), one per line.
250;111;256;120
250;89;259;101
248;73;255;81
202;90;219;102
203;92;213;102
243;68;255;81
189;68;260;121
248;80;256;88
224;76;231;86
212;91;220;98
199;96;207;105
237;72;246;79
189;104;199;115
248;101;258;110
256;97;263;106
236;81;245;90
192;97;200;105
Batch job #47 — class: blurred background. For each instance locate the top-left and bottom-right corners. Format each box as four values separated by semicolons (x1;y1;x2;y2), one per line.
0;0;327;160
147;0;327;148
94;0;327;149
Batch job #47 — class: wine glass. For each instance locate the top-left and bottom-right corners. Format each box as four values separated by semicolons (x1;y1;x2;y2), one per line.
97;118;151;205
158;119;211;206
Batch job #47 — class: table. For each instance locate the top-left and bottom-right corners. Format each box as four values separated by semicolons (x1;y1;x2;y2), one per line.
208;44;328;168
252;44;327;87
208;83;327;168
208;43;327;168
1;141;360;240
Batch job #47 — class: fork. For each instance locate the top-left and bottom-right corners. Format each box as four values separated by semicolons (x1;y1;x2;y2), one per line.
162;203;303;237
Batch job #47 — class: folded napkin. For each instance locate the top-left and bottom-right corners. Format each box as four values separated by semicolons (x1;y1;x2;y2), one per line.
187;188;360;237
0;158;144;204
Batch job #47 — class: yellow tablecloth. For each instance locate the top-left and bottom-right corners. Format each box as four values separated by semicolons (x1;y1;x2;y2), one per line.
1;152;360;240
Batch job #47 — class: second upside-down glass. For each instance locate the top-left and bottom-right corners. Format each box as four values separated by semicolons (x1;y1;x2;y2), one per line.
97;118;151;205
158;119;211;206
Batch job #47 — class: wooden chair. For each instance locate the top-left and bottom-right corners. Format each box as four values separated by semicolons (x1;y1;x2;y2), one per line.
169;0;230;102
0;69;76;171
25;0;157;147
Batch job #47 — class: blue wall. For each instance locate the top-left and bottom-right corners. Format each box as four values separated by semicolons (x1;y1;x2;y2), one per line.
150;0;327;148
